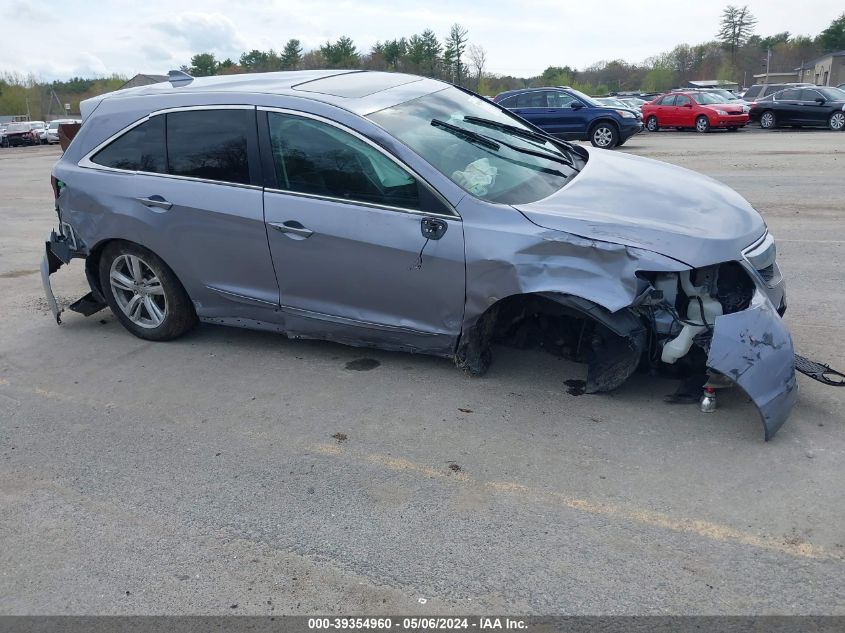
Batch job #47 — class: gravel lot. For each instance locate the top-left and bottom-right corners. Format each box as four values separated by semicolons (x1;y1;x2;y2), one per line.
1;128;843;615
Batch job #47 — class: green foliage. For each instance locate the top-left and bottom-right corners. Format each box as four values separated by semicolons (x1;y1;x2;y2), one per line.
188;52;219;77
718;5;757;60
281;39;303;70
816;13;845;52
320;36;359;68
641;67;675;92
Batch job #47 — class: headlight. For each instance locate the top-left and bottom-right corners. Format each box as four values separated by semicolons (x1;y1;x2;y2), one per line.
616;109;635;119
716;109;728;115
744;233;776;271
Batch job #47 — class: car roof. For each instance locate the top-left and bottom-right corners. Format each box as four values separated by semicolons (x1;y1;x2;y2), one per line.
80;70;444;120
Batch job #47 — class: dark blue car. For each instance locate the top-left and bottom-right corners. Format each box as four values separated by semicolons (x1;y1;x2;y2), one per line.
494;86;643;149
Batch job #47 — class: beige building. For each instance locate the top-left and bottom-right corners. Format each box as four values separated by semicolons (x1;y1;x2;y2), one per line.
798;51;845;86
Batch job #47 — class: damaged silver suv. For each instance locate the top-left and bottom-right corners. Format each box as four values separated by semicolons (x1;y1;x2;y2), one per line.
42;70;795;439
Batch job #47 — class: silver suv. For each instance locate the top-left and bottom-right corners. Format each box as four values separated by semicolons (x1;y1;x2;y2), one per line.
42;70;795;439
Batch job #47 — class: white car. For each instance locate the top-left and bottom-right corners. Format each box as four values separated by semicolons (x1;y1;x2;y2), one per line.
44;119;80;145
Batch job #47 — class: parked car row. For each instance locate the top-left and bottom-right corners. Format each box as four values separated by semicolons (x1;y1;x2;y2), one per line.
0;119;80;147
641;91;749;133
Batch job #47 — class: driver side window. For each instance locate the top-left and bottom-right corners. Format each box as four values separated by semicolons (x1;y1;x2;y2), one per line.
267;112;422;211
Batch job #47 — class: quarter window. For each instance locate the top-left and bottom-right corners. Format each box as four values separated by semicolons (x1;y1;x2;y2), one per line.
166;110;253;185
91;116;166;173
267;112;423;211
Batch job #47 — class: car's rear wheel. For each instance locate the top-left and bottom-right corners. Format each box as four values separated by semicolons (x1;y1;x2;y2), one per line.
99;241;197;341
590;122;618;148
695;116;710;133
829;111;845;131
646;116;658;132
760;111;776;129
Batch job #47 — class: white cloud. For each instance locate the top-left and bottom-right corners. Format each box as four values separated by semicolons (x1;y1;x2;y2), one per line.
0;0;839;80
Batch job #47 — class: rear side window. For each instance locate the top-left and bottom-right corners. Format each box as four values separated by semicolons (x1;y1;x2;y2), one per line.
166;110;252;185
515;91;549;108
743;86;762;100
498;95;518;108
91;116;166;173
267;112;423;211
658;95;676;106
778;89;801;100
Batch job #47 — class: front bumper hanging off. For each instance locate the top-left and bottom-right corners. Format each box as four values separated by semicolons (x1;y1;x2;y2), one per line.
706;290;798;440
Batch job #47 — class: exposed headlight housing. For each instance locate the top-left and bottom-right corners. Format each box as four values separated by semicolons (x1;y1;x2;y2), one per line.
716;109;729;115
743;232;782;287
616;109;636;119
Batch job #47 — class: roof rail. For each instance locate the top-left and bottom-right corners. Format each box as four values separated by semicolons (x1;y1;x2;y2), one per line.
168;70;194;86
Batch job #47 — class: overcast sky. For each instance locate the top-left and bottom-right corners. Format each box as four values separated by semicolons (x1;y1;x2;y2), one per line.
0;0;839;80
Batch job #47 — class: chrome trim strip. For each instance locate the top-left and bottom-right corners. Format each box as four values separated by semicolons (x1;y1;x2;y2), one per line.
279;303;439;336
204;285;278;307
263;188;459;221
257;106;460;219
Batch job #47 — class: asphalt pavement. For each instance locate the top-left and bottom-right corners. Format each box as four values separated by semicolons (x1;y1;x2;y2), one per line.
0;128;843;615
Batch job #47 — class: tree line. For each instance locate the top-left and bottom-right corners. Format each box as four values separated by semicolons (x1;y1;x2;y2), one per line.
1;9;843;118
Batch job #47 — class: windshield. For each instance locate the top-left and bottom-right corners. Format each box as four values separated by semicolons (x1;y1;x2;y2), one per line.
708;90;738;101
597;98;626;108
691;93;723;105
567;88;601;107
369;87;582;205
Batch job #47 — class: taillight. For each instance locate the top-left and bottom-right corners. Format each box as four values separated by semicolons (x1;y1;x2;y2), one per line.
50;175;65;200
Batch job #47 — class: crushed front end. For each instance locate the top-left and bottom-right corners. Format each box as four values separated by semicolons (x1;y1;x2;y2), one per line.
636;232;797;440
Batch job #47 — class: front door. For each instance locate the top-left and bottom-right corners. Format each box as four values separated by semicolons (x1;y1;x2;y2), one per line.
260;110;466;355
674;95;695;127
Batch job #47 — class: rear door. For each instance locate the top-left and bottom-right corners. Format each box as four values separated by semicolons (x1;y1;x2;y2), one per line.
510;91;562;136
259;109;466;355
85;107;280;314
657;95;678;125
773;88;802;124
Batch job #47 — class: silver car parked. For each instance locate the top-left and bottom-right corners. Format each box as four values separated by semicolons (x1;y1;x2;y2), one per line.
42;70;796;439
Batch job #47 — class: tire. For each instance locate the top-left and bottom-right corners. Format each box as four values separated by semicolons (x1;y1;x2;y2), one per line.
760;111;776;129
829;111;845;131
590;121;618;148
695;115;710;133
98;241;197;341
646;116;659;132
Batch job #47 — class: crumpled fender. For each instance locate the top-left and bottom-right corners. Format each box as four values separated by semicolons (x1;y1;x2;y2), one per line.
707;290;798;441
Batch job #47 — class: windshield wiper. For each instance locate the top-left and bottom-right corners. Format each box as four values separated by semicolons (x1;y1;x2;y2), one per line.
461;117;577;168
434;118;576;170
463;116;579;168
431;119;500;150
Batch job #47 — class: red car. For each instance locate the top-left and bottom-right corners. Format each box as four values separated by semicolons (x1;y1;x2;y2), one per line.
642;92;749;133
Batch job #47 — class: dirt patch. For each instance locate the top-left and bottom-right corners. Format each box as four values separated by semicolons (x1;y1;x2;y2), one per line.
331;432;348;443
0;269;38;279
345;358;380;371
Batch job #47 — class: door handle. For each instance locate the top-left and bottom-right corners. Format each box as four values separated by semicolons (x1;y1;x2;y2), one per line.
136;196;172;210
269;221;314;239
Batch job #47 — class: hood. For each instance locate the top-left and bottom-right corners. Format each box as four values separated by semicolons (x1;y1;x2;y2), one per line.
701;103;746;112
515;149;765;268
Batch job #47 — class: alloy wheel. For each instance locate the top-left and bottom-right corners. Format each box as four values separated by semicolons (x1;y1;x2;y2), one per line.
593;126;614;147
830;112;845;131
696;117;709;133
761;112;775;129
646;117;658;132
109;254;167;328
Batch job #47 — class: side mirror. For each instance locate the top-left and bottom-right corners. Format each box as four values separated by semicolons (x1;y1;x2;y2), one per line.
683;103;693;108
815;97;826;104
420;217;447;240
571;101;585;110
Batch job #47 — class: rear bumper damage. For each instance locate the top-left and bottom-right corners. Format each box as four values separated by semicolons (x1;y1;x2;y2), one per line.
706;289;798;440
41;227;106;325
